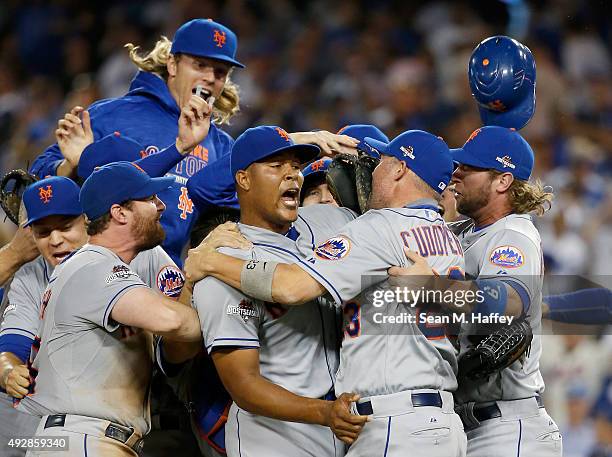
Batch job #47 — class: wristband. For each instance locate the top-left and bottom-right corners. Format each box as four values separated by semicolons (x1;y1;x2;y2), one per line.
473;279;508;316
240;260;279;302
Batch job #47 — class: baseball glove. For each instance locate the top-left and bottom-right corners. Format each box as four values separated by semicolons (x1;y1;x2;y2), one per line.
458;318;533;382
0;169;38;225
326;152;379;214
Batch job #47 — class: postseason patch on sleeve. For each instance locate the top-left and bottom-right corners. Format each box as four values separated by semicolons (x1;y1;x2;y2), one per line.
106;265;140;284
315;236;351;260
489;245;524;268
157;265;186;298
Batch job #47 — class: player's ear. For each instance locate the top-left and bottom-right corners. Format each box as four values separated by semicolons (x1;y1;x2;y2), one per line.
235;170;250;192
394;158;408;181
109;203;129;225
167;54;178;78
494;172;514;194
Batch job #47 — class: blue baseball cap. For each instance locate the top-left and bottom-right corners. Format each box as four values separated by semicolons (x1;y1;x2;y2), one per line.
23;177;82;227
80;162;174;220
187;153;239;213
171;19;244;68
338;124;389;157
77;132;145;180
451;126;534;180
302;157;332;180
364;130;453;194
230;126;320;178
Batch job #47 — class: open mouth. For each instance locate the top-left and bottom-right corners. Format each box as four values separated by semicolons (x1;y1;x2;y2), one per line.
192;86;212;101
52;251;71;262
280;188;300;208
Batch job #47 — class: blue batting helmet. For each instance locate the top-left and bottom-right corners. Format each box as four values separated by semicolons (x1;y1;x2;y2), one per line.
468;36;536;130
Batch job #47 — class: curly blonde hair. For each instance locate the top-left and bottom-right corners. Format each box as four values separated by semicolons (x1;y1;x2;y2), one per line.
490;171;553;216
124;36;240;124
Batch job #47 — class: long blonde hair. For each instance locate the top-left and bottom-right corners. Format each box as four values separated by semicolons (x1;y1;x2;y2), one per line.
490;171;553;216
124;36;240;124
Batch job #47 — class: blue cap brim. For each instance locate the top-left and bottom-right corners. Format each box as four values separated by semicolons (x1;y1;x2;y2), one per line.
24;209;83;227
450;147;490;169
131;176;176;200
362;137;388;157
258;144;320;167
477;86;535;130
182;51;245;68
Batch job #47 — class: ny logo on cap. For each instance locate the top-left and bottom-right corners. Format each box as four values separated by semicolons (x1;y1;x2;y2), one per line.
38;185;53;204
400;145;415;159
467;128;482;143
487;99;507;112
310;159;326;172
276;127;290;142
496;155;516;169
213;30;226;48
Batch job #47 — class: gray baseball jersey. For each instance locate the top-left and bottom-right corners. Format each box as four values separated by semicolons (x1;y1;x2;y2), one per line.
15;244;183;436
297;200;465;397
195;204;356;399
0;247;182;344
455;213;545;403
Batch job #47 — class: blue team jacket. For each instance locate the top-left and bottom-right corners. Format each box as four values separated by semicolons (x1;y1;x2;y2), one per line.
30;71;235;265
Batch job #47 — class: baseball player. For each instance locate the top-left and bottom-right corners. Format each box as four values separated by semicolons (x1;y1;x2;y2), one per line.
185;129;469;456
165;126;370;457
31;18;359;265
396;126;562;456
0;173;194;455
13;163;203;457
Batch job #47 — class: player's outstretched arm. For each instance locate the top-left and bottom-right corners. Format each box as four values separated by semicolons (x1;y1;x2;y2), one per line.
111;287;202;341
289;131;359;157
184;221;325;305
212;347;368;444
389;249;525;318
543;288;612;324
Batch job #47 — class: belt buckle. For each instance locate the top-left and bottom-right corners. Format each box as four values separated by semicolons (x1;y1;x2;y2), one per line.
457;402;480;430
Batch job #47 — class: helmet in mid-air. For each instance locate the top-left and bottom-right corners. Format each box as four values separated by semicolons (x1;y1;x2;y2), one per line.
468;35;536;130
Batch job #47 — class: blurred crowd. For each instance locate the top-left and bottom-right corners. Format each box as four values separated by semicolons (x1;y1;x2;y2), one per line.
0;0;610;455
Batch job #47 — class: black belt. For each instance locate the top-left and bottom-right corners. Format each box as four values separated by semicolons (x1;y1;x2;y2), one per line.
459;396;544;428
356;392;442;415
45;414;144;454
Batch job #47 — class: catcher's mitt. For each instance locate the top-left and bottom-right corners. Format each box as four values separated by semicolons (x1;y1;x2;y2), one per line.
326;152;379;214
0;169;38;225
458;318;533;382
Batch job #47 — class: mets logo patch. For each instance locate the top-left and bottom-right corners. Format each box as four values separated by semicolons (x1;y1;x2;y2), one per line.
227;299;259;322
489;245;524;268
157;265;185;298
315;236;351;260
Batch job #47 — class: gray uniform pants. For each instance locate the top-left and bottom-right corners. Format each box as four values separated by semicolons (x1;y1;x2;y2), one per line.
225;403;344;457
0;392;40;457
461;398;562;457
346;390;466;457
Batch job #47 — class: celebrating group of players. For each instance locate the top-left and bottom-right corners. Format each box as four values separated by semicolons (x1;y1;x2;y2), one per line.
2;16;607;457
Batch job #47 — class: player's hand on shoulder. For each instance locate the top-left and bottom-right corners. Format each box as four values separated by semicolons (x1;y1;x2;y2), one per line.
3;364;30;399
56;106;93;168
184;222;251;282
176;90;214;155
289;131;359;157
326;392;369;445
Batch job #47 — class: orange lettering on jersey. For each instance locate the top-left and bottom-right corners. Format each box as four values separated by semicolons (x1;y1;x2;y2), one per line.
191;145;209;162
275;127;290;142
177;186;193;220
38;185;53;204
213;30;226;48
